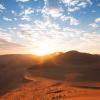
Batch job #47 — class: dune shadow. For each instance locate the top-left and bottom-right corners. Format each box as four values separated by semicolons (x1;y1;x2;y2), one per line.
73;85;100;90
28;61;100;83
0;77;30;96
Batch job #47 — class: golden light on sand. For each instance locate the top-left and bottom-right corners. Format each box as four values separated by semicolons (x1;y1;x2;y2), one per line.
33;45;56;56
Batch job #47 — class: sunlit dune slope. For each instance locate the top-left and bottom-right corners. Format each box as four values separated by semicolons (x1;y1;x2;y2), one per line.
0;78;100;100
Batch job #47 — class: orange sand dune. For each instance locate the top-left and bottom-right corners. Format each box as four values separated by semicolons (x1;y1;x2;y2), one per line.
0;77;100;100
69;95;100;100
0;52;100;99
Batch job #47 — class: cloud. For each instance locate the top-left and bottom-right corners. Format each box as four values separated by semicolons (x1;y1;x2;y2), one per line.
20;8;34;15
0;0;99;54
69;16;79;25
0;30;12;41
0;38;24;48
91;10;96;13
0;29;29;54
32;16;61;30
61;15;80;25
16;0;31;2
17;16;61;41
68;7;80;12
20;26;100;53
0;38;28;55
42;0;64;18
19;8;34;21
89;23;99;28
42;7;63;18
16;15;99;51
0;4;5;12
8;27;17;30
11;10;17;16
78;2;88;8
19;24;32;31
17;17;62;45
16;13;99;54
89;17;100;28
95;18;100;23
3;17;12;21
61;0;92;12
17;15;79;44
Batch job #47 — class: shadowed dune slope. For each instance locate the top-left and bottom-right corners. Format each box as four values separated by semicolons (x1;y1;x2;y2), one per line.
29;51;100;82
0;54;39;95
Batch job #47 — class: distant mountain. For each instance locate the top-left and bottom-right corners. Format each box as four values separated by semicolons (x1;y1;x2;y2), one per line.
0;51;100;95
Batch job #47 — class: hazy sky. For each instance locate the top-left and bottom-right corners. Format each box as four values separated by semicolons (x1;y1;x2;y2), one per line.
0;0;100;55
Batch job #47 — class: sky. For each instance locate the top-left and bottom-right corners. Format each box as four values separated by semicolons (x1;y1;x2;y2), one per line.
0;0;100;55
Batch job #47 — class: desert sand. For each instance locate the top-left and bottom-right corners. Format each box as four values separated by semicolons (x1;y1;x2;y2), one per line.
0;77;100;100
0;51;100;100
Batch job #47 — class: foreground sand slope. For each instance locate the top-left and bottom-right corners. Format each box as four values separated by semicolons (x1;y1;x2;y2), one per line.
0;77;100;100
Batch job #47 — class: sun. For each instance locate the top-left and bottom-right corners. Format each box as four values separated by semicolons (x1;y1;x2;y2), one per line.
33;45;55;56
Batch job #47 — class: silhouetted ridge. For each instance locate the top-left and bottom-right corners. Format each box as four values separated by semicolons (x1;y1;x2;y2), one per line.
57;51;100;64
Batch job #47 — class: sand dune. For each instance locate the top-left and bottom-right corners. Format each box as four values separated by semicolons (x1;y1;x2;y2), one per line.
29;51;100;82
0;51;100;99
0;54;38;95
0;78;100;100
